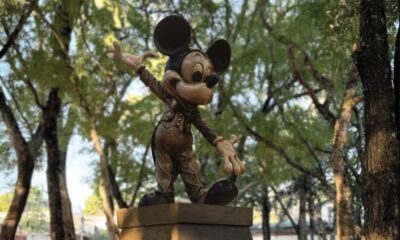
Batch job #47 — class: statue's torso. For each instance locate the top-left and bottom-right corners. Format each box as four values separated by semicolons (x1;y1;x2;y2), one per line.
153;104;195;154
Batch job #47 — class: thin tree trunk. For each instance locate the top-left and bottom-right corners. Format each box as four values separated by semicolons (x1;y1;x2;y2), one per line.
107;163;128;208
298;176;308;240
0;89;38;240
90;125;120;239
99;178;119;240
394;0;400;140
331;60;359;239
314;200;327;240
58;108;77;238
307;194;315;240
261;185;271;240
60;149;75;238
104;139;128;208
271;186;299;236
358;0;400;239
130;143;150;207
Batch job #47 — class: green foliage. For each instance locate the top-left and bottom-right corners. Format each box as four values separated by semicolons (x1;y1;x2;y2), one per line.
0;191;13;212
83;192;103;216
28;50;71;89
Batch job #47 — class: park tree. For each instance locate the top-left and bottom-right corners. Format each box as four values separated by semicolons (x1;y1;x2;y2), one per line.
0;1;44;238
357;0;400;239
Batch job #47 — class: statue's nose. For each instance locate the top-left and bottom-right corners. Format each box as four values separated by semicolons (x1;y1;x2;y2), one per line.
205;75;219;88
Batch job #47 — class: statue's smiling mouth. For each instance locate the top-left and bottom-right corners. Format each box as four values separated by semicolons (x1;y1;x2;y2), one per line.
162;70;213;106
175;81;213;105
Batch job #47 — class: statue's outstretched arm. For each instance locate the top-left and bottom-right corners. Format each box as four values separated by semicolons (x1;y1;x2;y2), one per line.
107;42;170;102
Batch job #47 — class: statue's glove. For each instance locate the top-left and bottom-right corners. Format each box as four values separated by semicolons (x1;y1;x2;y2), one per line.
214;135;245;176
107;42;156;71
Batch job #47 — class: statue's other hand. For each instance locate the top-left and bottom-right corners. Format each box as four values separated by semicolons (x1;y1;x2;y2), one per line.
107;42;156;71
216;136;245;176
106;42;122;59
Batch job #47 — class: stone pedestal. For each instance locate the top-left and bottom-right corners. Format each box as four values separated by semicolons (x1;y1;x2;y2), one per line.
117;203;253;240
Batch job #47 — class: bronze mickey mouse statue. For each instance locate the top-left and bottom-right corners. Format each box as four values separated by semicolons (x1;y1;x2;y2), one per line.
108;15;245;206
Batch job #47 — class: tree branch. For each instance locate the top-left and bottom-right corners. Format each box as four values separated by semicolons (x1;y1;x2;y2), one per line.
130;143;150;207
0;76;33;134
222;89;333;196
0;87;28;150
287;46;336;127
0;0;37;59
271;185;299;235
2;18;45;109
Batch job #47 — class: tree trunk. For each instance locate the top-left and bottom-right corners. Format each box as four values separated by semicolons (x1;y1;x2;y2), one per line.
307;194;315;240
130;144;150;206
59;108;77;239
271;186;299;236
394;0;400;140
331;63;358;239
358;1;400;239
44;0;82;237
90;126;120;239
298;176;308;240
261;185;271;240
314;201;327;240
107;163;128;209
0;89;37;240
42;88;75;240
60;149;76;238
99;179;119;240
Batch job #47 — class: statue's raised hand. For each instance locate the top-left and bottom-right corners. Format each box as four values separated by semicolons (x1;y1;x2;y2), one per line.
216;135;245;176
107;42;156;71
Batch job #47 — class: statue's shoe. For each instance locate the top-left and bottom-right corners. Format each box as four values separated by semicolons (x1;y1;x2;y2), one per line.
204;179;238;205
138;191;174;207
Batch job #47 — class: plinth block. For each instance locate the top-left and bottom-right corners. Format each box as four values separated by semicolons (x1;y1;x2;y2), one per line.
117;203;253;240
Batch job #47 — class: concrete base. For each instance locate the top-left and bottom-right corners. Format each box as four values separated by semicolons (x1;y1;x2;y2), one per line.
117;203;253;240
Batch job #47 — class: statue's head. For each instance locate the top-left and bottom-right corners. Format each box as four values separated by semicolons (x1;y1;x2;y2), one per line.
154;15;231;106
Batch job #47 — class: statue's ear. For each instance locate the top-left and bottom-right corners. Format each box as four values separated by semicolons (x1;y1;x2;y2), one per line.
154;15;191;56
206;39;231;74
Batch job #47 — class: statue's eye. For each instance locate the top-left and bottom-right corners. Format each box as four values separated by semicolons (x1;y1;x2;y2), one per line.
192;71;202;82
192;63;203;82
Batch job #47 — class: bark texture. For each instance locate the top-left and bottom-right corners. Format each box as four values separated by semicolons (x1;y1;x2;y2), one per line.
42;89;75;239
91;127;120;240
358;1;400;239
297;176;308;240
307;194;315;240
331;64;358;239
261;185;271;240
43;0;81;238
394;0;400;140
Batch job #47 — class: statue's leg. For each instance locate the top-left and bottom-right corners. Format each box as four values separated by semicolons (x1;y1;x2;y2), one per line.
176;149;207;203
154;148;178;202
